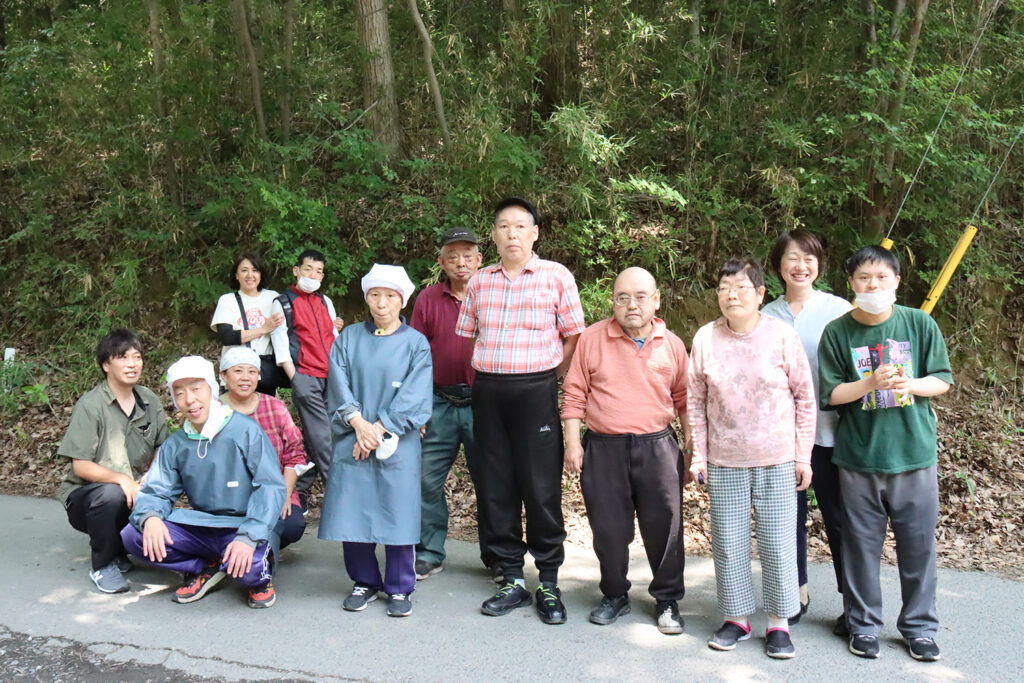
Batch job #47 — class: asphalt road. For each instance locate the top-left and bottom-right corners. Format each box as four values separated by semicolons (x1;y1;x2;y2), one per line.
0;494;1019;682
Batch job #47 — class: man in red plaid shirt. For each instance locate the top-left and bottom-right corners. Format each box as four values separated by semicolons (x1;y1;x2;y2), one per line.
456;196;585;625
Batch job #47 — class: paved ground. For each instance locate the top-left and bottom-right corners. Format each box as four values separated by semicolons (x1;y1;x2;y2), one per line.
1;494;1020;682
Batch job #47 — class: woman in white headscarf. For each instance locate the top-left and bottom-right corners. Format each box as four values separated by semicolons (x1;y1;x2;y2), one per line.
319;264;433;618
219;346;310;549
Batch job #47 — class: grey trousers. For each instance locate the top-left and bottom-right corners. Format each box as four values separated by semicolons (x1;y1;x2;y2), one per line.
839;464;939;639
292;371;332;495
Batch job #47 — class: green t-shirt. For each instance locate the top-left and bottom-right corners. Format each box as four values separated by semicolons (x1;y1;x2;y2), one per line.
56;381;169;505
818;305;953;474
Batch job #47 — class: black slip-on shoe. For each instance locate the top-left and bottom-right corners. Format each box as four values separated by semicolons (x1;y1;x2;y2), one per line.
589;594;630;625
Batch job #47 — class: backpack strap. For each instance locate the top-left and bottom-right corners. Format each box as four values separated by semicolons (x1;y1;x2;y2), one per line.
233;293;252;348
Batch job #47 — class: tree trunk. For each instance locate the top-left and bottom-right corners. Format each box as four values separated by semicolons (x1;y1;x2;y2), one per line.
147;0;167;119
865;0;929;237
0;8;7;72
688;0;701;43
356;0;403;156
407;0;450;143
537;2;581;115
889;0;908;40
145;0;182;209
281;0;296;143
229;0;268;142
861;0;878;67
884;0;929;171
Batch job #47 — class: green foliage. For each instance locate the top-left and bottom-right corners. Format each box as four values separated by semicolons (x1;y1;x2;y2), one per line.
0;0;1021;369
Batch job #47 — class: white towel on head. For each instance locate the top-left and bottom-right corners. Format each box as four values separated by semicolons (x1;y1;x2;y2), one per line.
361;263;416;308
166;355;220;410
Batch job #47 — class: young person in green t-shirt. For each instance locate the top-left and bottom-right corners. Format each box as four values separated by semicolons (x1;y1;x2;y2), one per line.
818;246;952;663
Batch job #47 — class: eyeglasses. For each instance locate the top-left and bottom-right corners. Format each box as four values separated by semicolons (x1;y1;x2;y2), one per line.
612;293;653;306
716;284;756;295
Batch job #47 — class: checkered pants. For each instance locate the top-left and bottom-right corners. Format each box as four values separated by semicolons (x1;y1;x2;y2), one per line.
708;462;799;619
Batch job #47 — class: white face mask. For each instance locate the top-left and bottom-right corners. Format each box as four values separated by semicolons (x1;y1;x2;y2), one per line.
297;276;321;294
855;289;896;314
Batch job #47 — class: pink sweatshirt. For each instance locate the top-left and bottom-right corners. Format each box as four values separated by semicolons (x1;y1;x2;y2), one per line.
561;318;688;434
687;315;815;467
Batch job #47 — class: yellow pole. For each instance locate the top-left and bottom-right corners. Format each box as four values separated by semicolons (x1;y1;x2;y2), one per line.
920;224;978;314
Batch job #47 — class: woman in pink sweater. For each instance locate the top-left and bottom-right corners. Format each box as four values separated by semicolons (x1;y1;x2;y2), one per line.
688;257;816;660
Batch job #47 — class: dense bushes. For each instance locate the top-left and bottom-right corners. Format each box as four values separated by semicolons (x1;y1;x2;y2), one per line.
1;1;1022;406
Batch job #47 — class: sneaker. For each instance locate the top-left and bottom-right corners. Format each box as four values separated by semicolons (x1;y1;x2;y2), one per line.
481;582;532;616
89;561;130;594
387;593;413;617
833;613;849;637
414;559;444;581
849;634;880;659
247;580;276;609
343;583;379;612
656;600;684;635
589;594;630;625
906;637;941;662
708;621;751;651
765;629;796;659
116;555;134;573
172;562;225;604
535;583;567;625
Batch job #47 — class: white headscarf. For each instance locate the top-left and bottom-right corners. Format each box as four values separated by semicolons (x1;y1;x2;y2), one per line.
361;263;416;308
166;356;220;411
219;346;261;375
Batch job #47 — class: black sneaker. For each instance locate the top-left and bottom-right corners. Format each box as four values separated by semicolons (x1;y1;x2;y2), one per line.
414;559;443;581
906;637;941;662
116;555;134;574
535;583;567;625
849;634;880;659
589;595;630;625
708;621;751;651
489;564;505;585
481;582;532;616
833;613;849;637
765;629;796;659
343;583;379;612
656;600;684;635
387;593;413;617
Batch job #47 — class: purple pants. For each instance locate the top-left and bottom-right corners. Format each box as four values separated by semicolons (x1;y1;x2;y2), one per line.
343;542;415;595
121;521;273;587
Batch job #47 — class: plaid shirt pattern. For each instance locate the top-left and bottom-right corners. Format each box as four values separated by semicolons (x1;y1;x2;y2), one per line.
455;254;586;374
253;394;307;506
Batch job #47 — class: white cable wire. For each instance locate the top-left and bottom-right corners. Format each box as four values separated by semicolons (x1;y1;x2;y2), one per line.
968;123;1024;226
885;0;1002;240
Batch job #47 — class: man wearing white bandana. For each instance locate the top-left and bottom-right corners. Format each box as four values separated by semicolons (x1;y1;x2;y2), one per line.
269;249;345;509
121;356;287;609
818;246;952;663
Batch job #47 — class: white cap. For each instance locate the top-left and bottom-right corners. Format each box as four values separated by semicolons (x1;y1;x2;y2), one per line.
361;263;416;308
166;356;220;410
220;346;261;374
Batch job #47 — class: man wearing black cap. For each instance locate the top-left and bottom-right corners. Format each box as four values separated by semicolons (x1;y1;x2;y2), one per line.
410;228;491;580
456;197;586;625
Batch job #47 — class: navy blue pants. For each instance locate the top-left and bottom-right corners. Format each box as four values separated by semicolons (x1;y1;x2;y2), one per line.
121;521;273;587
343;542;415;595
